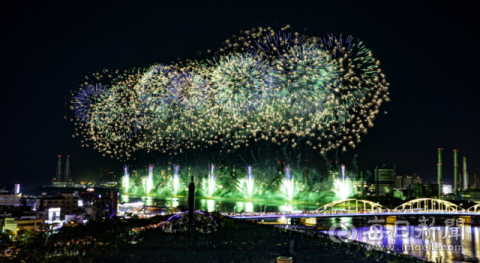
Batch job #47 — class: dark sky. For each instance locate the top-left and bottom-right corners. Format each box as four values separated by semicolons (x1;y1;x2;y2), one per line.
2;1;479;184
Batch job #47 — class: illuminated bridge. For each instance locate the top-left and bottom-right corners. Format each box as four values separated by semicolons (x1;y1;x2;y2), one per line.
228;198;480;220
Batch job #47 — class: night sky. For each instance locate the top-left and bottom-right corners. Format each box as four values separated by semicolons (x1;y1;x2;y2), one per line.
2;1;479;185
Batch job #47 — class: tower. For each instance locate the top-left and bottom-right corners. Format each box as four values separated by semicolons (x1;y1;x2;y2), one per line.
437;148;442;198
56;155;62;181
454;149;458;196
65;155;71;182
463;157;468;190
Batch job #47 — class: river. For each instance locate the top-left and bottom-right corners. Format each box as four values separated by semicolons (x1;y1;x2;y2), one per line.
319;217;479;263
120;194;320;213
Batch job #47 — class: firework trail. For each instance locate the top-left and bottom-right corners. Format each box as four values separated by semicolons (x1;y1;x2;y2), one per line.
123;165;130;193
146;164;154;194
172;163;181;196
202;164;217;198
280;164;298;202
333;164;354;200
236;165;257;200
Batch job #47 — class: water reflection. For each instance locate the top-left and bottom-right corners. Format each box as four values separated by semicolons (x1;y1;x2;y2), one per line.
142;196;153;206
245;202;253;213
120;194;317;212
279;205;292;212
323;223;480;263
207;199;215;212
169;198;179;208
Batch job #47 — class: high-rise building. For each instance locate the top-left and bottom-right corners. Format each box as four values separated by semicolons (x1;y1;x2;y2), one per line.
374;165;394;195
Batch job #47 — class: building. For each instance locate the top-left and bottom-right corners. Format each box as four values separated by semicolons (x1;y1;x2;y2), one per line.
38;192;79;220
374;165;394;195
0;193;21;207
0;192;21;214
393;174;422;190
1;217;44;233
402;176;412;189
83;191;118;218
51;181;75;187
394;176;402;189
99;181;118;188
462;189;480;201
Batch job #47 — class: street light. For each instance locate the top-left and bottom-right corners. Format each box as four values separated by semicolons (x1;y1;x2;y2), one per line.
234;206;236;214
264;206;267;213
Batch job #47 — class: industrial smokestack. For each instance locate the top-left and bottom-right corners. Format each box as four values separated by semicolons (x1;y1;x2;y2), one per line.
65;155;71;182
454;150;458;197
438;148;442;198
56;155;62;181
463;157;468;190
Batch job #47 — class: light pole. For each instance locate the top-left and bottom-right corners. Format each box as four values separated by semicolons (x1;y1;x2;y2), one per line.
234;206;236;214
264;206;267;213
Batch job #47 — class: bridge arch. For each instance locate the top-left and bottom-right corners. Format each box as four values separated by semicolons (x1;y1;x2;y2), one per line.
467;204;480;212
393;198;465;212
315;199;390;214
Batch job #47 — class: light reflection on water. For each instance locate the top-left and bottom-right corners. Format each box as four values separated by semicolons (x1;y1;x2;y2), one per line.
322;221;480;263
120;195;318;212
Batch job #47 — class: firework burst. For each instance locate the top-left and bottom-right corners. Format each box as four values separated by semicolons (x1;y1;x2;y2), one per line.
70;25;390;160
